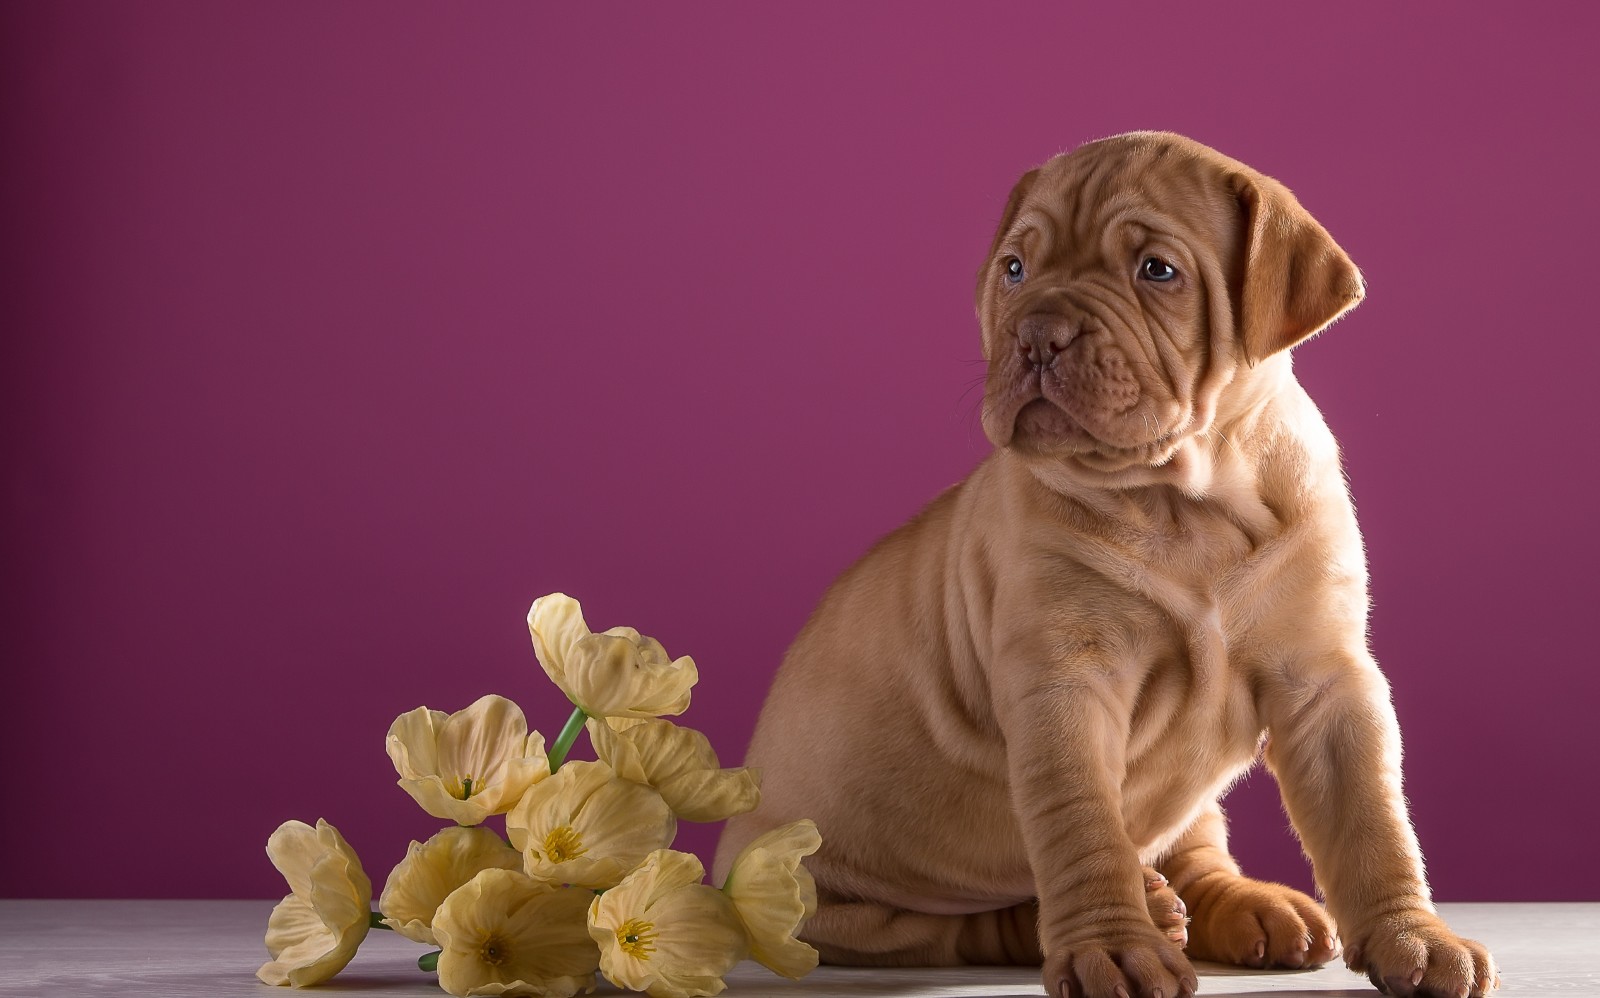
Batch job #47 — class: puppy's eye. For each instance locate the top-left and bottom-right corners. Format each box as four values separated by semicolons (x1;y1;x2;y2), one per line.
1003;257;1025;284
1140;257;1177;282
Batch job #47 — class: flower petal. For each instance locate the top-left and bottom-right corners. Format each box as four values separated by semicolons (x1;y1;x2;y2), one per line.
434;869;598;998
530;595;698;719
588;717;759;823
722;820;822;979
436;695;530;792
472;751;550;817
387;707;449;781
591;850;704;939
398;776;494;826
258;820;371;987
558;778;677;889
306;851;369;932
264;820;323;899
646;884;747;978
261;893;325;964
527;593;593;694
590;853;746;998
636;849;708;909
260;895;338;985
643;972;731;998
656;768;762;823
506;758;611;854
379;826;522;946
500;884;600;978
389;699;549;824
508;761;676;890
585;717;650;784
567;631;696;718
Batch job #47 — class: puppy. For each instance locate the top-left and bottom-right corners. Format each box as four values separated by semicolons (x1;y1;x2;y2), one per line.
714;132;1498;998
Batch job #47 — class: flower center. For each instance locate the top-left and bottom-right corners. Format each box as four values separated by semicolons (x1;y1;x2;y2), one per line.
543;824;586;863
617;918;656;959
479;934;509;967
454;776;478;801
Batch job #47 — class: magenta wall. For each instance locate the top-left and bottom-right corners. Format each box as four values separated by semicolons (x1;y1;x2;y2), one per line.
3;3;1596;902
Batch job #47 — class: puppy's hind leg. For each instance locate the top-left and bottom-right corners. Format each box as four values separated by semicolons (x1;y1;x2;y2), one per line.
804;891;1042;967
1158;800;1340;969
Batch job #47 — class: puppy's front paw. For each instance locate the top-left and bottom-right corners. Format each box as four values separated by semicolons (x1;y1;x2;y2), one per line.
1181;872;1339;969
1345;911;1498;997
1042;925;1196;998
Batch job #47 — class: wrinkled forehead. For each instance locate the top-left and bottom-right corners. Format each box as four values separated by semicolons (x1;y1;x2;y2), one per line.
1010;136;1239;260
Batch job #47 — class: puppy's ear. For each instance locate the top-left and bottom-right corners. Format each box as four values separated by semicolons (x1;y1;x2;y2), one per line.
975;167;1039;313
1231;172;1365;362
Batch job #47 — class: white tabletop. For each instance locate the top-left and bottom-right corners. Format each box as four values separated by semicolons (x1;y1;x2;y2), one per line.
0;900;1592;997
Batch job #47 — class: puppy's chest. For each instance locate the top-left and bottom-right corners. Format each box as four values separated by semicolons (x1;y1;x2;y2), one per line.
1102;500;1273;631
1084;499;1299;737
1109;518;1286;839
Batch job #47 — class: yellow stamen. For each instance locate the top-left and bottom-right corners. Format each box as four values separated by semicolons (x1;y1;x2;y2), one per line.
543;825;586;863
479;934;509;966
617;918;656;959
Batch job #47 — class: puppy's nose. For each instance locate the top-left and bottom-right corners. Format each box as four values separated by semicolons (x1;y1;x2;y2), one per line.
1016;312;1076;369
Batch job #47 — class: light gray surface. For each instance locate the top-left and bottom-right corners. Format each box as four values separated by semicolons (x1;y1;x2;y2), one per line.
0;901;1591;997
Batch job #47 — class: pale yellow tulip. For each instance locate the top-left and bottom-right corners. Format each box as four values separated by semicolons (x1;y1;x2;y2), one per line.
379;825;523;945
527;593;697;718
720;820;822;979
586;716;760;822
257;819;372;988
386;694;549;826
589;849;749;998
432;868;599;998
505;760;676;890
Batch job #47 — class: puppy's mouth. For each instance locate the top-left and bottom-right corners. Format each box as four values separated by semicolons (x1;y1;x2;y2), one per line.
1014;397;1084;441
985;376;1183;470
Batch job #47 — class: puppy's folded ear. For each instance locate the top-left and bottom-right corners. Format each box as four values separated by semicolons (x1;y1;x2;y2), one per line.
975;167;1039;313
1231;172;1365;362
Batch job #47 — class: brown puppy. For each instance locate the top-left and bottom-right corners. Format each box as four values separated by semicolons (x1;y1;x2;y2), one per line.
715;132;1499;998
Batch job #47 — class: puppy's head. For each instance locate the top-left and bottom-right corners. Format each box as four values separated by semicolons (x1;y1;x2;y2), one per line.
976;132;1363;479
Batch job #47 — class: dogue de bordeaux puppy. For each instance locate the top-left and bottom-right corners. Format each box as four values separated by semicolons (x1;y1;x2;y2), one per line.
714;132;1498;998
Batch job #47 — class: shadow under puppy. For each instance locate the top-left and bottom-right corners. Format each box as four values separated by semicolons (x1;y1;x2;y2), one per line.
714;132;1498;998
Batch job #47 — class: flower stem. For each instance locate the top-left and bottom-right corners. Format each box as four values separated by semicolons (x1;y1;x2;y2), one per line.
368;911;392;930
418;950;440;973
546;704;588;772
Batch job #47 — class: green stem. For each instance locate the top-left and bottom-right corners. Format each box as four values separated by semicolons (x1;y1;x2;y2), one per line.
369;911;392;930
418;949;440;973
546;704;588;772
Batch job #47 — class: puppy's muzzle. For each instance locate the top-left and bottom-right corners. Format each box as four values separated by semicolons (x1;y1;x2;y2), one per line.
1016;312;1078;370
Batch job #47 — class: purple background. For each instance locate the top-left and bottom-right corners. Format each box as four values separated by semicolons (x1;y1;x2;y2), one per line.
3;3;1596;902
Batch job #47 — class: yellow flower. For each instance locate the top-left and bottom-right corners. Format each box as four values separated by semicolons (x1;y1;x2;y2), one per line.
257;819;372;988
505;760;676;890
720;820;822;979
527;593;697;718
379;825;523;945
432;868;599;998
386;694;549;826
589;849;749;998
585;716;760;822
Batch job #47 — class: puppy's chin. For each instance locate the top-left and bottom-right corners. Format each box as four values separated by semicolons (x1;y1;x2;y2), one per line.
1001;398;1184;475
1012;398;1088;447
